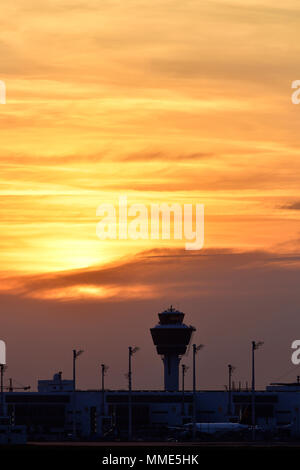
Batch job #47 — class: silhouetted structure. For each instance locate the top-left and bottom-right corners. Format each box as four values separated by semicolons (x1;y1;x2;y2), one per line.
1;306;300;442
150;306;195;391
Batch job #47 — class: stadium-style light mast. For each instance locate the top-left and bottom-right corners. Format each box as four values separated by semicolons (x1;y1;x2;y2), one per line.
192;344;204;440
181;364;188;416
251;341;263;441
72;349;84;439
227;364;235;416
0;364;6;416
128;346;139;441
101;363;109;416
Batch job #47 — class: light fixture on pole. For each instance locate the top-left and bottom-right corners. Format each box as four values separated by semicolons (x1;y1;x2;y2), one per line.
0;364;7;416
128;346;139;441
251;341;263;441
101;364;109;416
72;349;84;439
73;349;84;392
181;364;188;416
227;364;235;416
192;344;204;440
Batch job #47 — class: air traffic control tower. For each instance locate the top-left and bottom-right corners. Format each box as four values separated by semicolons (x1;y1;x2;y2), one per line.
150;306;195;391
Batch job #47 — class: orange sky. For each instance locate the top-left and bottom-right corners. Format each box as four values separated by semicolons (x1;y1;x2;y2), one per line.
1;0;300;293
1;1;300;278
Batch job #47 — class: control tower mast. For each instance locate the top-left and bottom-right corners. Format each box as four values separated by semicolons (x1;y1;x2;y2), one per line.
150;306;195;391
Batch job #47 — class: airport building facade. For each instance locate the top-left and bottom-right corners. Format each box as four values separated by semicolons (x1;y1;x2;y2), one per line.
2;379;300;440
1;307;300;441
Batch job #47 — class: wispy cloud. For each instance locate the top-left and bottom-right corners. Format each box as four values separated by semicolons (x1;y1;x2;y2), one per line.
1;247;299;301
281;201;300;210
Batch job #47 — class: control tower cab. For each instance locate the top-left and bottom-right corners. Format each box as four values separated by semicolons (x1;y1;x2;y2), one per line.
150;306;195;391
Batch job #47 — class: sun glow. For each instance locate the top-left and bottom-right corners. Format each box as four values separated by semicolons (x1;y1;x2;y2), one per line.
0;0;300;299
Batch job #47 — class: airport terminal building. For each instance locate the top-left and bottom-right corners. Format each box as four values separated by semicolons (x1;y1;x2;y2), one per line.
2;379;300;440
1;307;300;441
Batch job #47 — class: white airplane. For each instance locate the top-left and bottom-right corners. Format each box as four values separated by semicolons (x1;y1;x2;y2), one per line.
183;422;250;434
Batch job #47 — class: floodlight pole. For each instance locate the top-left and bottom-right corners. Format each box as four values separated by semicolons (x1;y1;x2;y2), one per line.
192;345;196;439
128;347;133;441
101;364;108;436
128;346;139;441
181;364;187;416
101;364;105;415
251;341;263;441
251;341;255;441
72;349;83;439
227;364;234;416
0;364;4;416
192;344;203;440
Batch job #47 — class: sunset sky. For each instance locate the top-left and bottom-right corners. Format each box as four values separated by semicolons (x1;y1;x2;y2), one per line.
1;0;300;391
